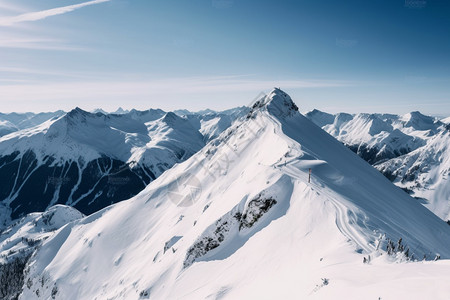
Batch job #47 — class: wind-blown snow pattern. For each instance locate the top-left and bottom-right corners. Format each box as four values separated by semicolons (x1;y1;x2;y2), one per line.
306;109;450;222
18;89;450;299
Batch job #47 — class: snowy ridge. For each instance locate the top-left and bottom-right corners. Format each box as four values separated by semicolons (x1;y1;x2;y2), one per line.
0;111;65;138
377;129;450;221
305;110;442;165
306;109;450;221
18;89;450;300
176;106;249;141
0;120;17;137
0;205;83;264
0;205;83;299
0;107;245;222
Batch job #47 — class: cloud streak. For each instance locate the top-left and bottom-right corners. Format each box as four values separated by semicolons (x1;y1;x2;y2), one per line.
0;0;110;27
0;37;87;50
0;76;352;112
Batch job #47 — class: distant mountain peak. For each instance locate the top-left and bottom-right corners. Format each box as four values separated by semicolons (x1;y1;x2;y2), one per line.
403;111;439;131
162;111;184;125
114;107;129;114
67;107;90;118
92;108;108;115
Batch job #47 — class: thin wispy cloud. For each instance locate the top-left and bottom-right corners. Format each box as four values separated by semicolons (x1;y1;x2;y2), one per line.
0;37;87;50
0;76;352;112
0;66;91;78
0;0;110;27
0;2;25;14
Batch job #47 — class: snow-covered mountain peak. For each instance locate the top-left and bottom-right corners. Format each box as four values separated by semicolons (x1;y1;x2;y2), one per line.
356;113;393;136
91;108;108;115
128;108;166;123
114;107;129;114
0;106;248;223
247;88;299;120
265;87;299;118
333;112;353;126
402;111;440;131
305;109;335;127
0;107;152;163
66;107;89;119
162;111;185;127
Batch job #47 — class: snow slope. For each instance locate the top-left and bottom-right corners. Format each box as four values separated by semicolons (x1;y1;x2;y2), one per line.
306;109;450;221
442;116;450;127
376;129;450;221
0;205;83;299
0;111;65;137
305;110;443;165
176;107;249;141
19;89;450;300
0;120;17;137
0;108;206;221
0;205;83;264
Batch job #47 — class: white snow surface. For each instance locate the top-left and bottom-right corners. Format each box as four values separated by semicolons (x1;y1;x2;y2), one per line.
306;109;450;221
0;111;65;137
0;205;83;264
19;89;450;300
0;107;244;171
0;108;205;169
376;130;450;221
0;120;17;137
305;110;445;162
176;107;249;141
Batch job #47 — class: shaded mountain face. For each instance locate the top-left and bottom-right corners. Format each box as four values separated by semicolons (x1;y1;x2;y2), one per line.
17;89;450;300
306;109;450;221
0;107;247;223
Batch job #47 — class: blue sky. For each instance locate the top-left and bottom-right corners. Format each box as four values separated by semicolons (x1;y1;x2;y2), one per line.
0;0;449;115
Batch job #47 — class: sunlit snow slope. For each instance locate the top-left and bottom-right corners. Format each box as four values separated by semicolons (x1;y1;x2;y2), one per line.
0;205;83;299
0;108;226;222
0;111;65;138
306;109;450;222
20;89;450;300
377;130;450;221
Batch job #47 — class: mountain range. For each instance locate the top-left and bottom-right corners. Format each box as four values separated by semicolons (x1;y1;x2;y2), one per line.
1;102;448;225
0;90;449;299
305;109;450;221
0;107;247;224
8;88;449;299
